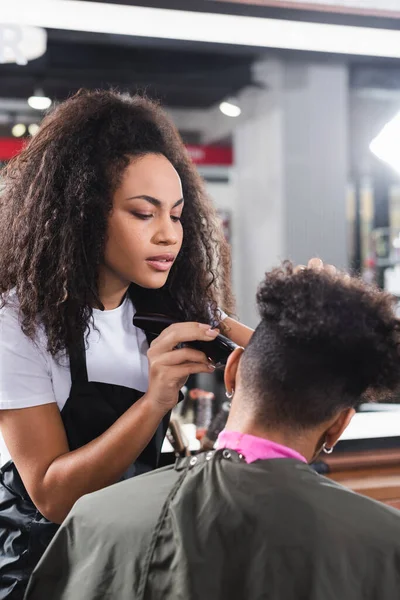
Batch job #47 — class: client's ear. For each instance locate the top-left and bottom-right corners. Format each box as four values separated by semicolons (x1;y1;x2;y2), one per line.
224;347;245;397
324;407;356;450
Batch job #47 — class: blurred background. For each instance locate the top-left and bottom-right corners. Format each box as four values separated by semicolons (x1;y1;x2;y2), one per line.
2;1;400;458
5;1;400;325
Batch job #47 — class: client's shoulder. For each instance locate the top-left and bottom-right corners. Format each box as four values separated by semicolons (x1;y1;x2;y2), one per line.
72;464;180;534
298;464;400;544
245;459;400;545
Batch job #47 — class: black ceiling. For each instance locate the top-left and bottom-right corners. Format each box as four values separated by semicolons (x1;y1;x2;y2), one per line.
3;1;400;110
0;24;259;109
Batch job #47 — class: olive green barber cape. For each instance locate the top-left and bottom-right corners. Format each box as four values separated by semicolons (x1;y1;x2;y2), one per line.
25;450;400;600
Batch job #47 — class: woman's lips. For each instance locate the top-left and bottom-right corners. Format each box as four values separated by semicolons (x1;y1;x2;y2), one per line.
145;254;175;272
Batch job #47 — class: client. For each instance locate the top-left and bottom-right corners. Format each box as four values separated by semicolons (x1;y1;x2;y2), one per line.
25;263;400;600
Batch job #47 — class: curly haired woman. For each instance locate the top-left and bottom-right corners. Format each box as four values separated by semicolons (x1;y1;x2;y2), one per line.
0;90;253;599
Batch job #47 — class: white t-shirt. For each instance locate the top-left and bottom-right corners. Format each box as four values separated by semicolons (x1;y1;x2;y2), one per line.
0;293;149;466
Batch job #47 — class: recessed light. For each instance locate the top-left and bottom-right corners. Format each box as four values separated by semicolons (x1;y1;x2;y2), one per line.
12;123;26;137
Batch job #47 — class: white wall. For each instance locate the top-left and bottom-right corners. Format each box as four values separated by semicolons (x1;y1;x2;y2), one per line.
283;62;349;269
172;58;349;327
203;173;241;314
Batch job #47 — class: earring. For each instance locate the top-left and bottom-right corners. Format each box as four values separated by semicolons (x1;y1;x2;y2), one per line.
225;389;234;399
322;442;334;455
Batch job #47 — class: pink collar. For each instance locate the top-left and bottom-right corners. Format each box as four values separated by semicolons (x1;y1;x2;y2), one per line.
217;430;307;464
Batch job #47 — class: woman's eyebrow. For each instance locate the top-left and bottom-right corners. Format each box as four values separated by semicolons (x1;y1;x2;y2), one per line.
126;195;184;208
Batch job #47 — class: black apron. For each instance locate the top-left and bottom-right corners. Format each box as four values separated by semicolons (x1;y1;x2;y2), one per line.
0;330;170;600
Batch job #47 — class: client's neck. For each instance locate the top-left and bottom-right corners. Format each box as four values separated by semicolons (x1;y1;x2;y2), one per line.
225;400;318;463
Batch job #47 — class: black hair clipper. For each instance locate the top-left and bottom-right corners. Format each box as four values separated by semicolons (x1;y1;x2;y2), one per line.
132;312;237;369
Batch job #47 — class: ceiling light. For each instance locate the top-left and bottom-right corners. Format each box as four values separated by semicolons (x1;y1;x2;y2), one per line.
5;2;400;59
0;24;47;65
28;123;40;136
12;123;26;137
370;112;400;175
28;91;52;111
219;101;241;118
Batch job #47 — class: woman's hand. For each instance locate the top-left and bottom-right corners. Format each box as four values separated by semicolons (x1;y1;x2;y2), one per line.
295;257;339;276
218;259;343;349
146;322;219;411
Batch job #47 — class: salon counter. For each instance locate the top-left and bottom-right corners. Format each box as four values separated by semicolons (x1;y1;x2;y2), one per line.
320;448;400;509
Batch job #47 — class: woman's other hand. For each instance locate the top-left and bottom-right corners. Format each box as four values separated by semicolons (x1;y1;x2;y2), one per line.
295;257;339;277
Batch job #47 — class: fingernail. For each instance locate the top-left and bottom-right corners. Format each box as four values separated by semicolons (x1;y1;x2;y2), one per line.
208;363;216;370
294;265;306;273
205;328;219;336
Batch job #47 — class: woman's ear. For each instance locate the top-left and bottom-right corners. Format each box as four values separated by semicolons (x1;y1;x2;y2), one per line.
224;347;244;396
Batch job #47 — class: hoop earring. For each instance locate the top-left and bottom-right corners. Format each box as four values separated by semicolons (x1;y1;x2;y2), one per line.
225;389;234;399
322;442;334;455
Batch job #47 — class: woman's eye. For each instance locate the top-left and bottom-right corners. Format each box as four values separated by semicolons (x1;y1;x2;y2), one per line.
171;216;182;223
132;213;153;220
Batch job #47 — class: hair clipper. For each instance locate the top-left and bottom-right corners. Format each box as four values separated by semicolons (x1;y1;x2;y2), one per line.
132;312;237;369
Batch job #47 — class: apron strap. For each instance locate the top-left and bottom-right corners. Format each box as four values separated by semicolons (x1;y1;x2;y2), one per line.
68;335;89;384
67;290;166;386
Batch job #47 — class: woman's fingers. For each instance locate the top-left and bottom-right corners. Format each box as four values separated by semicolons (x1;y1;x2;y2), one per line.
173;362;217;379
294;264;306;274
307;257;324;271
324;263;337;276
306;257;338;277
149;322;219;354
146;323;219;411
152;347;213;368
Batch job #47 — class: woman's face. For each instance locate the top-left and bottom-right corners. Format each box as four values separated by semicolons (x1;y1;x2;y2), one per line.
103;153;184;290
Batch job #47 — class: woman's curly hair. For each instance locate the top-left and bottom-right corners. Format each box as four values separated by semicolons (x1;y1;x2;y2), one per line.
241;262;400;428
0;89;233;356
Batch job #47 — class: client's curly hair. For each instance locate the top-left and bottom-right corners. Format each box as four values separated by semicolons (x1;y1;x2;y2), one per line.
0;89;233;356
241;262;400;428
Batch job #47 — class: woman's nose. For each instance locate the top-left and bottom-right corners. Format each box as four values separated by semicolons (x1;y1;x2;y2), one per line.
152;216;179;246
